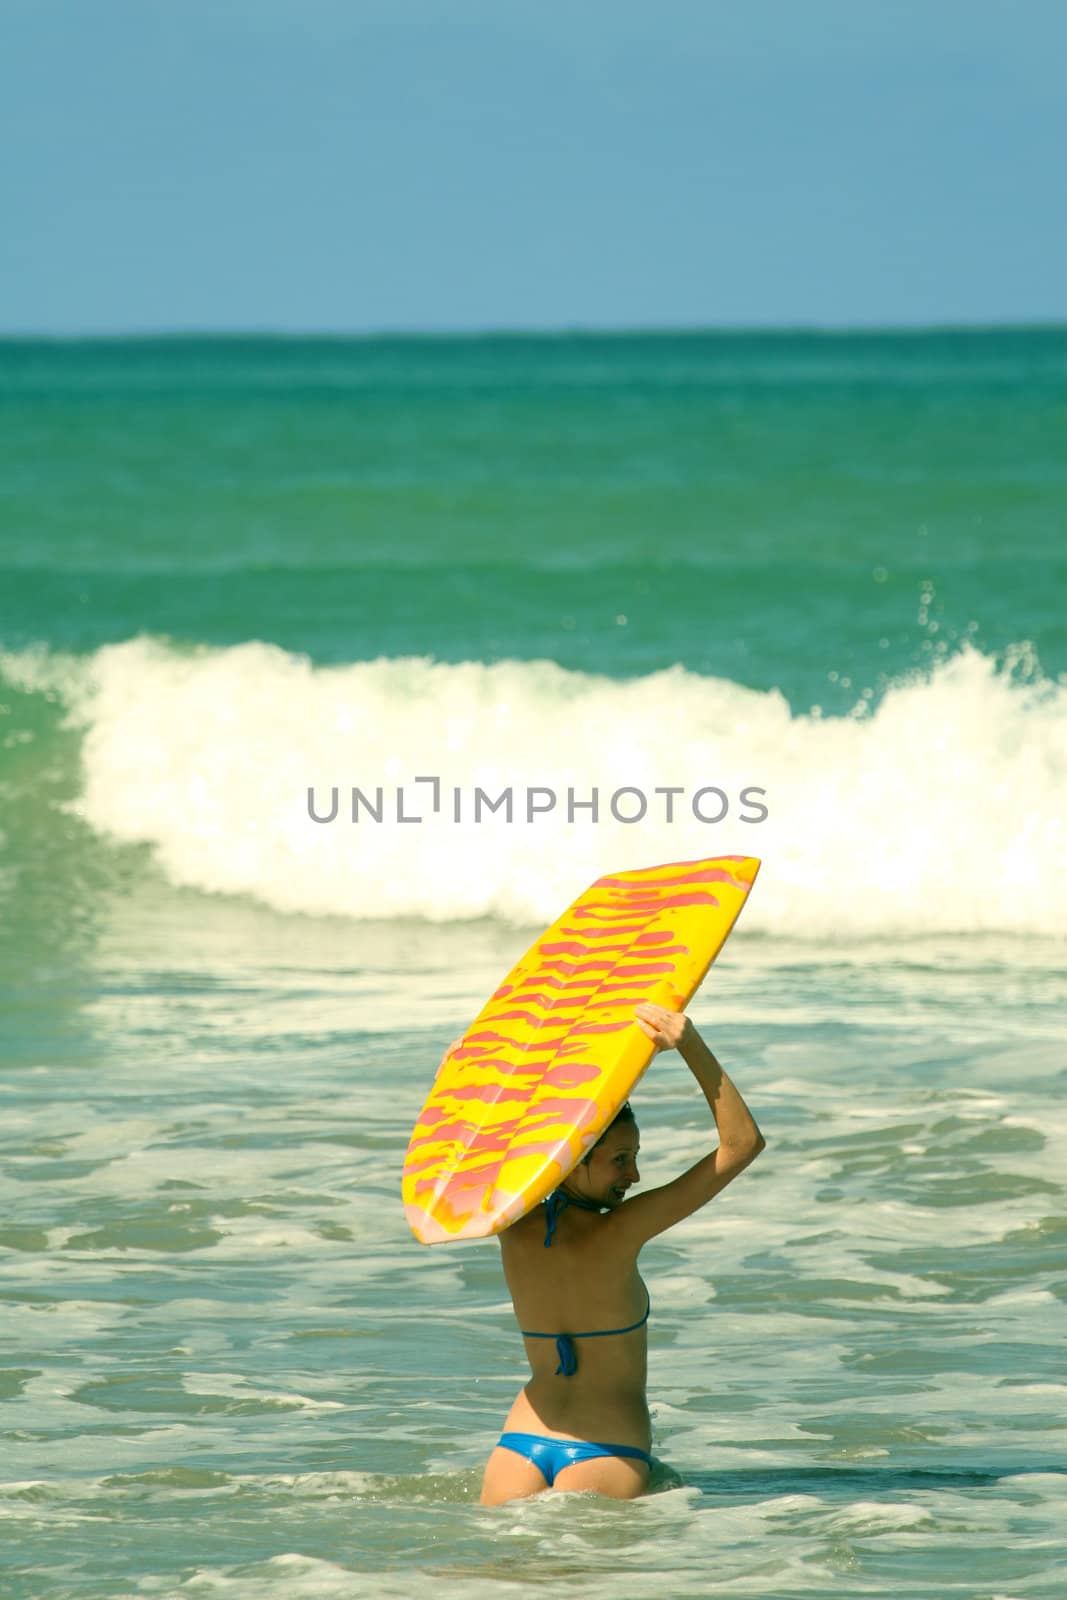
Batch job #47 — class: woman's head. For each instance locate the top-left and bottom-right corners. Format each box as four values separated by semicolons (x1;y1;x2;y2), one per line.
588;1101;637;1151
568;1103;641;1208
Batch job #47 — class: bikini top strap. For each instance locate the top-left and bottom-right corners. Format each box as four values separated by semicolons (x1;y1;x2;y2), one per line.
520;1287;652;1341
542;1190;568;1248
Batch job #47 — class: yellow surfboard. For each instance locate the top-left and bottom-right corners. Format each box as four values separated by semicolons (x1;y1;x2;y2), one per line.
402;855;760;1244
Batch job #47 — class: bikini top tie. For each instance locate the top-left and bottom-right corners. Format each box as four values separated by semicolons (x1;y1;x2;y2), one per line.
540;1186;602;1248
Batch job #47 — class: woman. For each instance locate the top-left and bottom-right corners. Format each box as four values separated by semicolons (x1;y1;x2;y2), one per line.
474;999;766;1504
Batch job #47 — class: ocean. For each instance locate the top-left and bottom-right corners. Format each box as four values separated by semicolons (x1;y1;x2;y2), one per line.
1;328;1065;1599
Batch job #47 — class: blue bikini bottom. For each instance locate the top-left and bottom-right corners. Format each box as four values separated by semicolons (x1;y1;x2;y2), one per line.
497;1430;652;1487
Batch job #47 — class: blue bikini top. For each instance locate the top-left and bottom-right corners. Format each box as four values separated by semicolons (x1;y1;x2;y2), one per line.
519;1187;652;1377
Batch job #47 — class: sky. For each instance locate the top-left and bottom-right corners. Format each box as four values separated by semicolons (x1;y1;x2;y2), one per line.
2;0;1065;334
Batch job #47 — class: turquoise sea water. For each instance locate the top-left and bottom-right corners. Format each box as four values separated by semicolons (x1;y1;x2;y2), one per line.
1;329;1066;1598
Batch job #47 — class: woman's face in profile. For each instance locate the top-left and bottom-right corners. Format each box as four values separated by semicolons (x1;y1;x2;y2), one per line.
584;1122;641;1206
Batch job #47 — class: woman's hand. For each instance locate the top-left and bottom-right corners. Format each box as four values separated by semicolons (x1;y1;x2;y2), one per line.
634;1002;692;1053
434;1037;465;1080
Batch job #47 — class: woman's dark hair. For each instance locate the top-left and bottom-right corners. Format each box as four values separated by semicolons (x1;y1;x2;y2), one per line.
581;1101;637;1163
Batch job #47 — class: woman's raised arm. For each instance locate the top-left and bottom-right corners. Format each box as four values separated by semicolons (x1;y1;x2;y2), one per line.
613;1003;766;1248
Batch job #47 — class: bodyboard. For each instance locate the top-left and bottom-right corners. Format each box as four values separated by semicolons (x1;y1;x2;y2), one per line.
402;854;760;1243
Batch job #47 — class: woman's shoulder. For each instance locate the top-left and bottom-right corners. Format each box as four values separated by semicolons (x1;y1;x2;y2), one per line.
499;1204;546;1252
500;1200;640;1267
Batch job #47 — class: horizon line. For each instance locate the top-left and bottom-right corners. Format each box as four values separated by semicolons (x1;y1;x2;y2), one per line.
2;317;1066;344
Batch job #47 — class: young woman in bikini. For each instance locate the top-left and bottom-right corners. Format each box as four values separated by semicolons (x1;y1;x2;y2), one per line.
472;998;766;1504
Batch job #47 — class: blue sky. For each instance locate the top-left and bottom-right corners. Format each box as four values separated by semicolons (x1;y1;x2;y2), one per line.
3;0;1065;333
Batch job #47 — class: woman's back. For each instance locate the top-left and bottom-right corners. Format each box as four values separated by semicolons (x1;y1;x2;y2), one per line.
499;1197;651;1445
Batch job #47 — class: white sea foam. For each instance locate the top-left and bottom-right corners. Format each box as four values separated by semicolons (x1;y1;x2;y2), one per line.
2;636;1064;935
179;1373;345;1410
